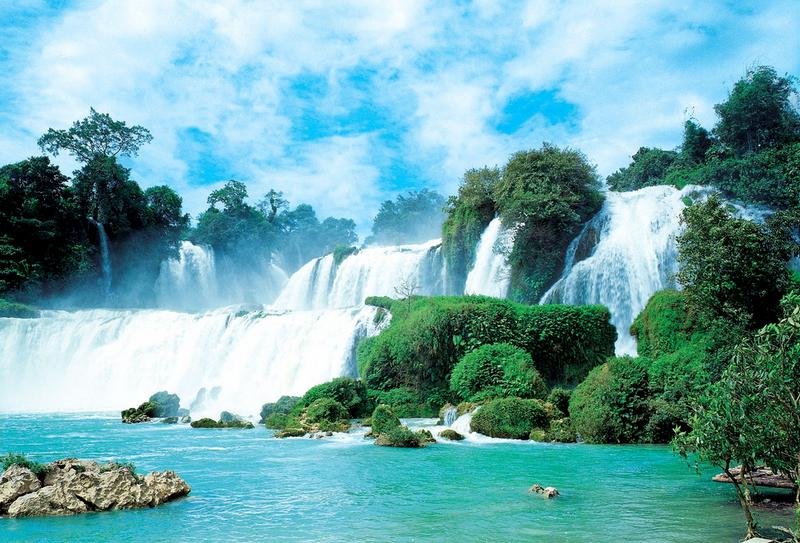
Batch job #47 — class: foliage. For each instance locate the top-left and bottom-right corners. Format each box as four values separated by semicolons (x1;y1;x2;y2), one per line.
470;397;550;439
367;387;436;418
367;189;446;245
359;296;616;401
295;377;369;418
0;299;38;318
332;245;358;266
569;356;651;444
606;147;679;192
0;453;48;478
305;398;349;425
681;120;713;165
259;396;299;423
630;289;699;359
374;425;424;448
370;404;402;436
148;391;180;418
449;343;546;401
190;417;254;429
493;144;604;302
676;195;793;329
713;65;800;157
441;167;500;294
546;387;571;416
544;418;577;443
121;401;157;423
37;108;153;163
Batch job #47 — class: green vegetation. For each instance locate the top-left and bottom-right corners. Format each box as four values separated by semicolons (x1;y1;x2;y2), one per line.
606;147;678;192
450;343;546;401
121;401;157;424
367;189;446;245
0;299;38;318
189;417;254;429
438;429;464;441
0;453;48;478
293;377;369;418
546;387;571;416
374;426;424;448
367;387;436;418
358;296;615;411
259;396;300;423
332;245;358;266
367;404;427;447
442;145;603;302
305;398;349;426
470;397;550;439
369;404;401;436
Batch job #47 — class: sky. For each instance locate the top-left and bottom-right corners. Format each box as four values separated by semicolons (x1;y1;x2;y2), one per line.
1;0;799;237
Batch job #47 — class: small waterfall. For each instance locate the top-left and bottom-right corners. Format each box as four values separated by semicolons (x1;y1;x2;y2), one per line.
442;406;457;427
0;305;384;417
464;218;512;298
450;409;477;436
93;220;113;297
273;239;445;310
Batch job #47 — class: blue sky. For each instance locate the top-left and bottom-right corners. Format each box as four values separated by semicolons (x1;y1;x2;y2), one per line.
1;0;799;237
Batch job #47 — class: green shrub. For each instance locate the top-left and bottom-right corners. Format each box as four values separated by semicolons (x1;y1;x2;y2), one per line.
305;398;349;424
367;387;435;417
190;417;254;429
264;413;293;429
295;377;369;418
450;343;546;401
148;391;180;418
260;396;300;423
545;418;577;443
332;245;358;265
569;356;651;444
546;387;571;416
121;401;157;423
370;404;401;436
0;453;48;477
359;296;616;398
470;397;550;439
0;299;38;318
375;426;424;448
630;290;699;359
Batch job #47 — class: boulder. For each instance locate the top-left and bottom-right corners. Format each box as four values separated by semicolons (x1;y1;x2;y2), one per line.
438;429;465;441
275;428;307;438
375;426;424;448
528;484;559;499
0;465;41;513
415;429;436;444
148;391;181;418
1;459;190;518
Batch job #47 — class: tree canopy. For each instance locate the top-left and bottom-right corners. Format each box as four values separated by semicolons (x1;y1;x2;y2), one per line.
368;189;446;245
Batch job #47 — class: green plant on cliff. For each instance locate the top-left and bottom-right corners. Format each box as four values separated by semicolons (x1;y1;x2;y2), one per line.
450;343;546;401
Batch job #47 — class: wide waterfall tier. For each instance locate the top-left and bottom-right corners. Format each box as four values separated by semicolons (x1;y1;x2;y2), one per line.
540;185;713;354
155;241;289;311
0;306;382;417
464;217;512;298
273;239;445;310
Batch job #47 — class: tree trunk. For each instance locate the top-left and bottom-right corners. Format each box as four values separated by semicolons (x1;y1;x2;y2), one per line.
725;464;757;539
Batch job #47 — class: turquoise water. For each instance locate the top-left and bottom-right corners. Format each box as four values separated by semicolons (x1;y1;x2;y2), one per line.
0;414;790;542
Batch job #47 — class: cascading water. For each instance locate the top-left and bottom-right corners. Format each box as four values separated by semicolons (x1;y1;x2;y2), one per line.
463;217;512;298
442;406;457;427
540;185;714;354
93;220;113;297
274;239;445;310
0;306;382;417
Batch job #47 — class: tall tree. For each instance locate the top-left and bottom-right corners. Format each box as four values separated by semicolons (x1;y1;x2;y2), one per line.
368;189;446;245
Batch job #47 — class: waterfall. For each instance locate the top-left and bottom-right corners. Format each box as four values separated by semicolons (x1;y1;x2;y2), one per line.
93;220;112;296
155;241;289;311
442;406;457;427
274;239;445;310
540;185;716;354
0;306;383;417
464;217;512;298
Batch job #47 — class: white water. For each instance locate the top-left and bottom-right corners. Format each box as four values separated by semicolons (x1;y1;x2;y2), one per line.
274;239;444;310
155;241;289;311
442;406;457;427
94;221;113;296
464;218;512;298
0;306;382;417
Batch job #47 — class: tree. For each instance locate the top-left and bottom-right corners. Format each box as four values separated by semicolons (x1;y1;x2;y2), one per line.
681;120;713;165
207;179;248;212
144;186;189;231
38;108;153;163
676;195;793;329
368;189;446;245
714;65;800;157
257;189;288;223
606;147;679;191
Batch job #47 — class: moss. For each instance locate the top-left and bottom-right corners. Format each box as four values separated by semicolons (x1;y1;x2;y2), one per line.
415;429;436;444
374;426;425;448
121;401;157;423
529;428;547;441
470;397;550;440
332;245;358;266
0;299;39;318
456;402;478;417
450;343;546;401
275;428;307;438
438;429;465;441
160;417;178;424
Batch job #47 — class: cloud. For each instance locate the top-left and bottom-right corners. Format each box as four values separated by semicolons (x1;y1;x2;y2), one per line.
0;0;798;236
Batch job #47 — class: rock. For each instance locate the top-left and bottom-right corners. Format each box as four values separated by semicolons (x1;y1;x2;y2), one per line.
121;401;157;424
161;417;179;424
148;391;181;418
375;426;424;448
438;429;464;441
275;428;307;438
190;417;254;429
2;459;190;518
0;465;41;513
415;429;436;444
528;484;559;498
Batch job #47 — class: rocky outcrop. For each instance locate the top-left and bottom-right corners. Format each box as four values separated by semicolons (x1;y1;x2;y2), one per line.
529;484;559;498
0;459;190;518
190;417;254;429
438;429;465;441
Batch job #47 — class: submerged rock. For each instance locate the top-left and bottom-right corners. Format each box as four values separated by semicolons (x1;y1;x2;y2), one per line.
528;484;559;499
0;459;190;518
438;429;465;441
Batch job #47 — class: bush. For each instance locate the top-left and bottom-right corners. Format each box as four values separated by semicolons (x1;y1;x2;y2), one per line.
260;396;300;423
630;290;699;359
190;417;254;429
295;377;369;418
546;387;571;416
450;343;546;401
0;453;48;477
305;398;349;424
367;387;435;418
545;418;577;443
264;413;293;429
375;426;424;448
359;296;616;398
121;401;157;423
569;356;650;444
0;299;38;318
470;397;550;439
148;391;180;418
370;404;401;436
